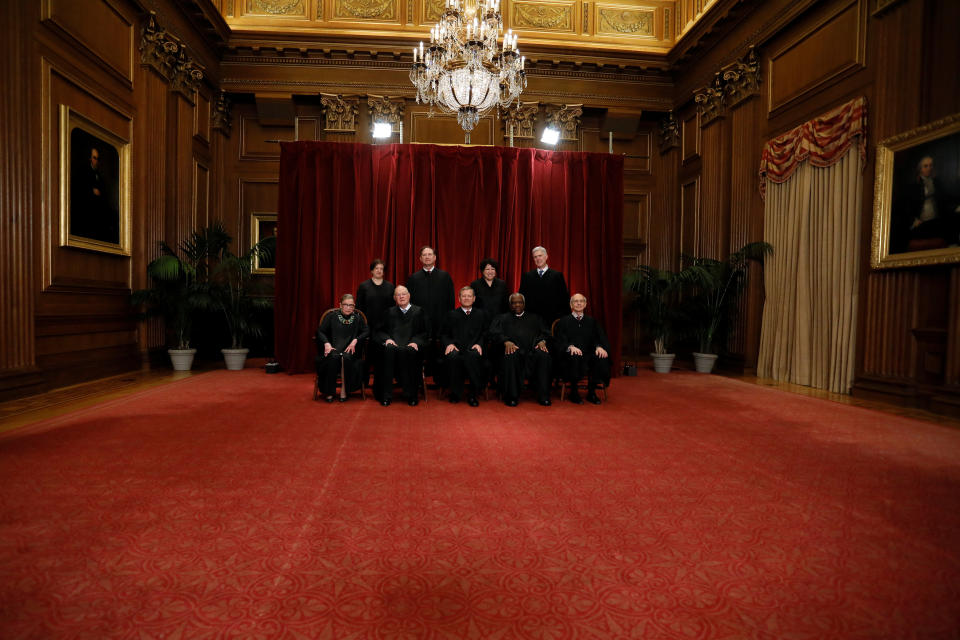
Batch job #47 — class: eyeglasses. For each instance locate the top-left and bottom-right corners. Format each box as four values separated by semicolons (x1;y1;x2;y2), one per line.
342;303;355;307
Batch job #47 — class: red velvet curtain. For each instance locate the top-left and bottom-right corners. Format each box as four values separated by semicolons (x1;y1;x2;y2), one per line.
275;141;623;374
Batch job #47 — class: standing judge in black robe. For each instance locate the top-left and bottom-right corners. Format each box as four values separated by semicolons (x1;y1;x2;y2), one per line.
374;286;430;406
356;259;395;332
441;287;490;406
316;294;370;402
489;293;553;406
519;245;569;324
406;245;455;341
555;293;611;404
470;258;510;316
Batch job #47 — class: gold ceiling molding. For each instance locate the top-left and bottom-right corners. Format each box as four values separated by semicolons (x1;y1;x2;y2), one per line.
502;102;540;139
140;12;206;100
513;2;574;32
597;8;654;36
321;94;360;132
247;0;306;15
544;103;583;140
367;94;404;128
212;91;233;136
335;0;397;20
424;0;445;22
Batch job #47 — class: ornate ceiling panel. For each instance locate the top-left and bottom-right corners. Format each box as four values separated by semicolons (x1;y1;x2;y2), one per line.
218;0;720;54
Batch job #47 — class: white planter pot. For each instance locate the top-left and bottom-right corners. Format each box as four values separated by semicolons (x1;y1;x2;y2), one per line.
650;352;675;373
221;348;249;371
168;348;197;371
693;352;718;373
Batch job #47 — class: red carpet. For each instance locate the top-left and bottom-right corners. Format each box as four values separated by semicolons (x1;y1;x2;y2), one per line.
1;370;959;639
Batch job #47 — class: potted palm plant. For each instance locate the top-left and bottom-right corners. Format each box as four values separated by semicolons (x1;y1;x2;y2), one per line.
624;264;690;373
680;241;773;373
209;233;275;370
131;224;231;370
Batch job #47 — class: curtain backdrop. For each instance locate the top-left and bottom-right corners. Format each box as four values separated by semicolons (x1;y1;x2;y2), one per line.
275;141;624;374
757;144;862;394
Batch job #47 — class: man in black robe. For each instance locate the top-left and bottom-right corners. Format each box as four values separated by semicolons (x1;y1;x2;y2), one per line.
489;293;552;407
441;286;490;406
555;293;610;404
519;245;569;325
315;294;370;402
374;286;430;406
406;245;455;341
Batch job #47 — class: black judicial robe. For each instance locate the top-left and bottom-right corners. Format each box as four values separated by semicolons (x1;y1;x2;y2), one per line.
555;313;612;388
356;278;395;331
469;277;510;316
440;307;491;399
489;311;552;402
315;311;370;397
406;268;454;338
374;305;430;401
519;268;569;324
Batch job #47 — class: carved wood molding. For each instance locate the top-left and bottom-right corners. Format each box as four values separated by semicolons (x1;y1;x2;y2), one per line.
693;72;725;126
502;102;540;139
544;103;583;141
140;11;206;101
721;46;760;108
658;110;680;153
367;94;404;128
321;93;360;132
212;91;233;136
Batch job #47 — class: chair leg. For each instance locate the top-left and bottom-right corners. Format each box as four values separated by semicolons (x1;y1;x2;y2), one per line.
560;380;566;402
313;375;320;401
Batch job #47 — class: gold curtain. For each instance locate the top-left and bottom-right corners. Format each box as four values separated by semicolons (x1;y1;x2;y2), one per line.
757;147;862;393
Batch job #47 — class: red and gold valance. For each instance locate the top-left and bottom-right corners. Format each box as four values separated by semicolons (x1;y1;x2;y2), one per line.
759;96;867;197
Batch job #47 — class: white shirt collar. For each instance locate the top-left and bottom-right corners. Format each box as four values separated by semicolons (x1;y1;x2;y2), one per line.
400;303;412;312
423;266;434;273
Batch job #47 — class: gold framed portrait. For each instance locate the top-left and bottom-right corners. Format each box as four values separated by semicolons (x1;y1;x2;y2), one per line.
871;113;960;269
59;105;131;255
251;212;277;274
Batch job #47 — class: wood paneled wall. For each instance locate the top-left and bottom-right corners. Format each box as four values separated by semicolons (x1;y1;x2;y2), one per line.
0;0;228;399
670;0;960;415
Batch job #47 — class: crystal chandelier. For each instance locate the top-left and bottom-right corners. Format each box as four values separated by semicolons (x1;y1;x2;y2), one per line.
409;0;526;135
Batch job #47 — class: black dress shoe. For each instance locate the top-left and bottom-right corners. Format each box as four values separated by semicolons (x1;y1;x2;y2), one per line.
448;396;460;404
408;398;419;406
568;395;584;405
325;395;336;403
381;399;391;406
505;399;518;407
586;394;601;405
467;397;479;407
338;396;348;403
538;399;552;407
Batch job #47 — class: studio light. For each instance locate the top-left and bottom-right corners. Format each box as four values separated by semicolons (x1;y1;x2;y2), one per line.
371;122;393;138
540;126;560;145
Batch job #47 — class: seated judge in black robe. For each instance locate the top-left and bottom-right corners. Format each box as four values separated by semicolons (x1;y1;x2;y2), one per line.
469;258;510;316
441;287;490;406
374;286;430;406
555;293;611;404
356;259;395;332
406;245;454;341
315;294;370;402
489;293;553;406
519;246;569;324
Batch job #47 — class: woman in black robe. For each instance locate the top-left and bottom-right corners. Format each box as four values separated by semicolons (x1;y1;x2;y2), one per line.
355;259;394;332
470;258;510;316
316;294;370;402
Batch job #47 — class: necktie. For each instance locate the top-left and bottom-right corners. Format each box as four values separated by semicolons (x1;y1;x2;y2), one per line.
538;269;544;277
465;309;471;316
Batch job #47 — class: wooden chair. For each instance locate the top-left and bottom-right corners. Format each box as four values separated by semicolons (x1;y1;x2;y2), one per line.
313;308;369;401
551;318;609;403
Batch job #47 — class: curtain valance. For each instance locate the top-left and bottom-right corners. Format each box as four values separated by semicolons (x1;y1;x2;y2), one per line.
759;96;867;197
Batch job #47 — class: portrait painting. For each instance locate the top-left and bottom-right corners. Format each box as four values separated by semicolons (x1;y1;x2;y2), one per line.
252;212;277;274
59;106;131;255
871;113;960;268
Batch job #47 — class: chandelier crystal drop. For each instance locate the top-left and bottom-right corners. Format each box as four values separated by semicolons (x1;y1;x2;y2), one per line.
409;0;526;133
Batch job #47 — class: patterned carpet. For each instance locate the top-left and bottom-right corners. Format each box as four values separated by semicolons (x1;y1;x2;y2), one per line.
1;369;959;639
